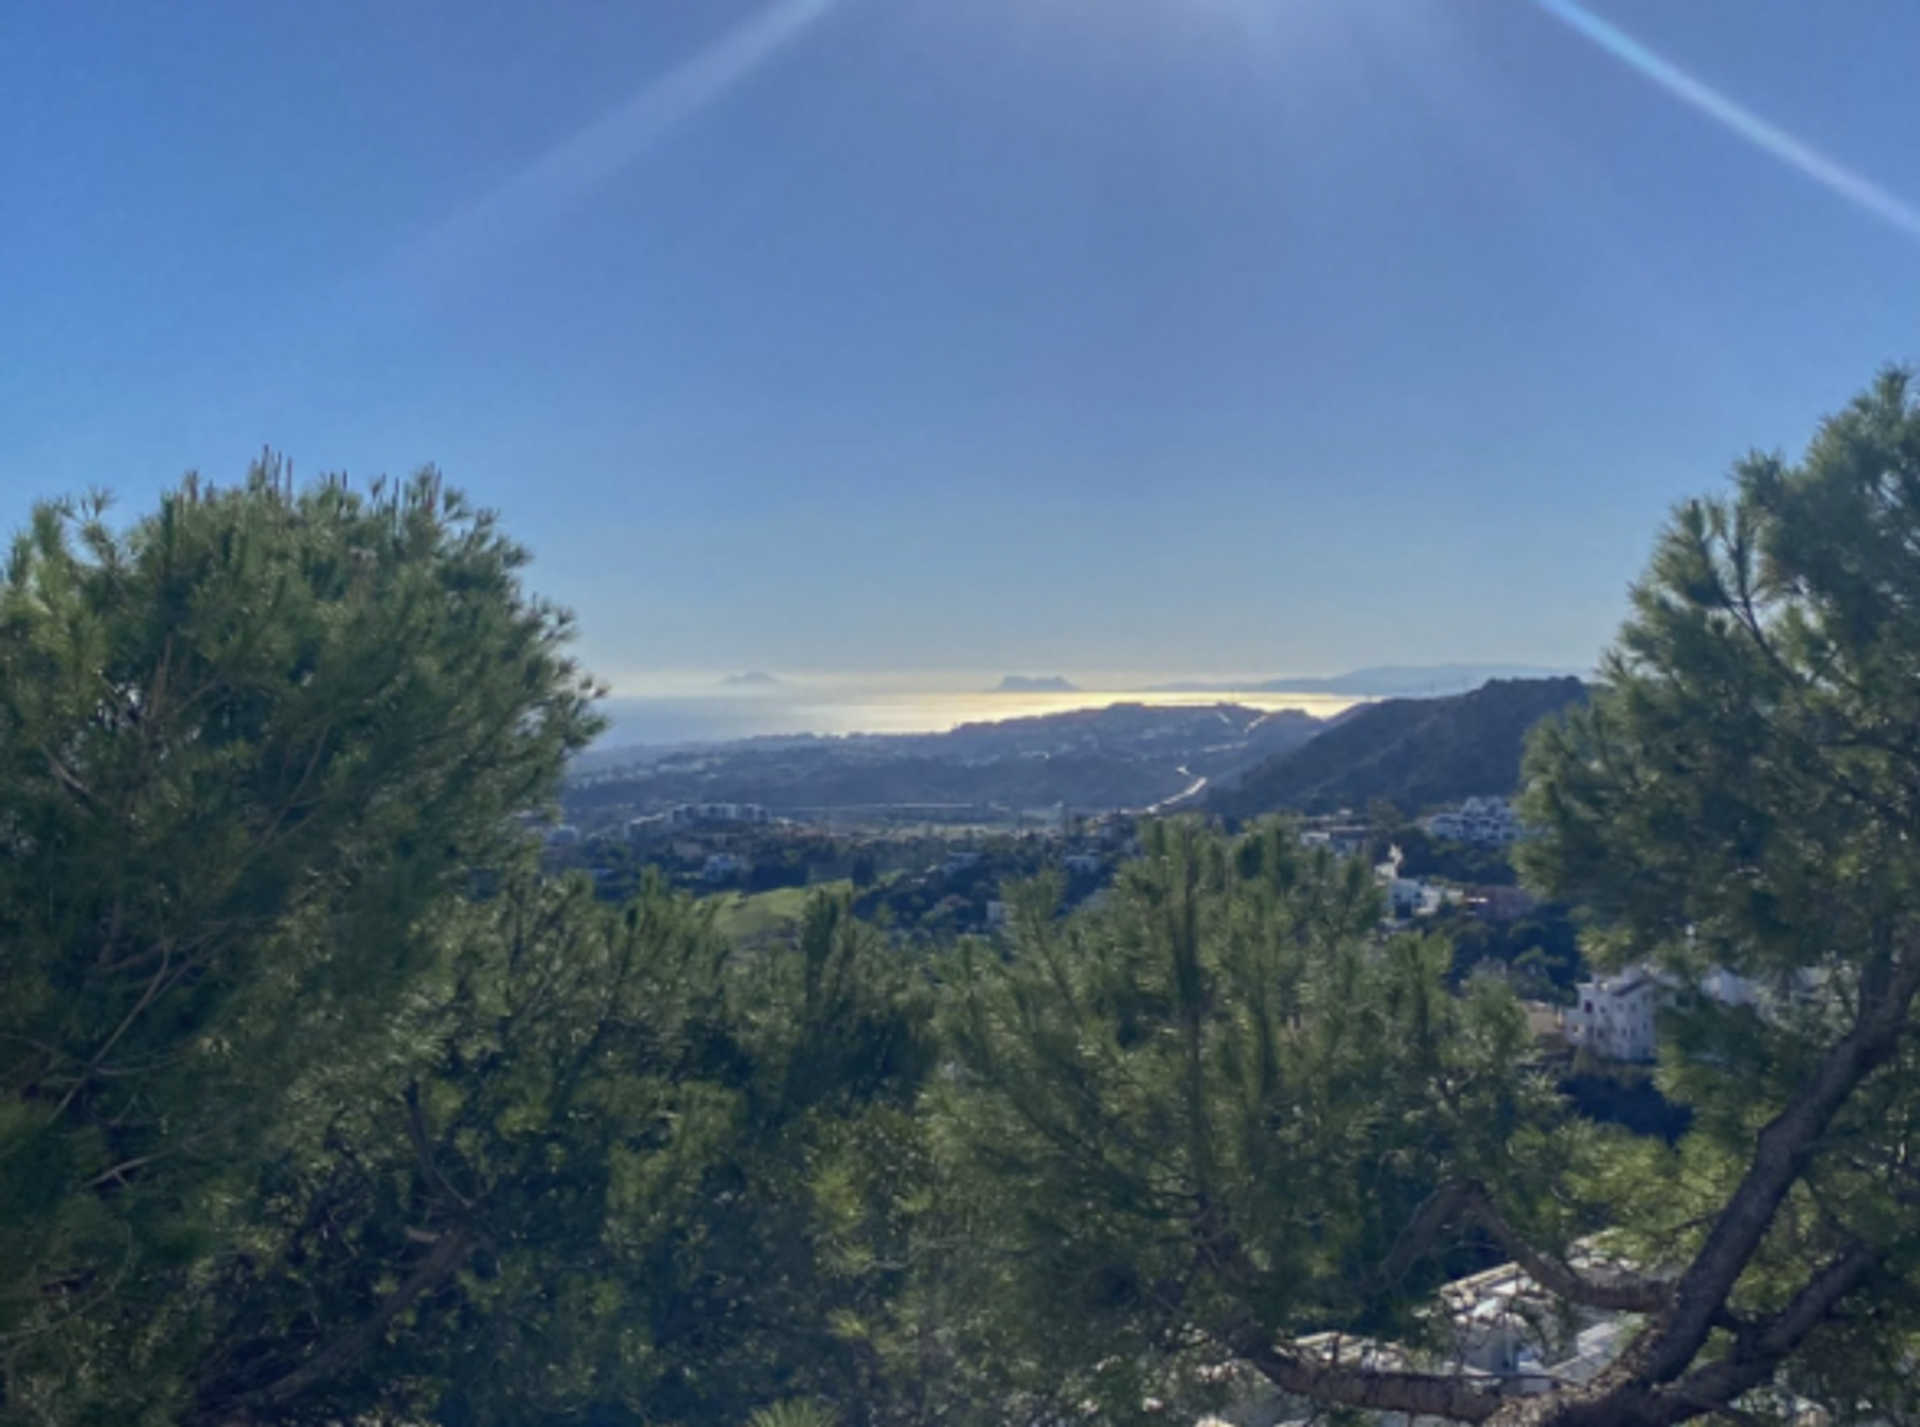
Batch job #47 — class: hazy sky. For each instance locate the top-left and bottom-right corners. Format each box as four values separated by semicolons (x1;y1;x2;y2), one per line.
6;1;1919;692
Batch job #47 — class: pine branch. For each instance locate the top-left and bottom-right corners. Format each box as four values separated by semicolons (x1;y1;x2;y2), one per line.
1234;1336;1504;1425
1456;1184;1671;1316
1664;1240;1876;1411
1622;943;1920;1388
235;1222;476;1413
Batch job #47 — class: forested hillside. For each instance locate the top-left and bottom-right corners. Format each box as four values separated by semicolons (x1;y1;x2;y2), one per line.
567;703;1323;827
1210;676;1590;817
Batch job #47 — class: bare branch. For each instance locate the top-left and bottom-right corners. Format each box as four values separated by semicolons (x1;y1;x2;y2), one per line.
1364;1180;1473;1296
52;945;175;1118
1357;1181;1670;1315
85;1150;175;1190
1235;1338;1504;1425
40;746;96;807
0;1223;137;1347
402;1080;473;1212
236;1222;476;1412
1457;1184;1672;1316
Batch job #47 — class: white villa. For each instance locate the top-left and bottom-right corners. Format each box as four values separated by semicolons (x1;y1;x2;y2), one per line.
1568;963;1778;1065
1425;796;1523;846
1568;969;1658;1063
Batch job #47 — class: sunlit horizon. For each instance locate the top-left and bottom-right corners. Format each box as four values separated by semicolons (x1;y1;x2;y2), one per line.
587;656;1586;747
8;3;1917;686
592;685;1373;748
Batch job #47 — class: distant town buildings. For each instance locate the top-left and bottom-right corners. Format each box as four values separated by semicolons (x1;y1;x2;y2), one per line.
1299;823;1372;858
669;802;773;829
624;804;776;842
702;852;746;884
1426;796;1524;845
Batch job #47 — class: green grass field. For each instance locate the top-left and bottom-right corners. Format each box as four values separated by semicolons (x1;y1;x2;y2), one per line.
706;881;852;944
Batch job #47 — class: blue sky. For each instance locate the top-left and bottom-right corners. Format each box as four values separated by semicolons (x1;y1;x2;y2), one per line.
5;0;1919;692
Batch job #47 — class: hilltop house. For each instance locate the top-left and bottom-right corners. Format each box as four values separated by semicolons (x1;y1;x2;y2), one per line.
1425;796;1523;846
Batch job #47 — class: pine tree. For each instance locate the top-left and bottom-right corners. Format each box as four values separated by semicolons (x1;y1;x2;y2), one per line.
0;464;945;1426
934;821;1553;1425
936;370;1920;1425
1513;366;1920;1422
0;461;601;1422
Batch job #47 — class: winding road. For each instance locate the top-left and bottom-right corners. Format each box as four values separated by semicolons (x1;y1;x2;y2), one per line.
1142;766;1209;815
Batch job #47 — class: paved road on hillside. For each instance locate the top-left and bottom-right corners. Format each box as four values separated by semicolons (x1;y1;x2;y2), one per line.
1143;766;1209;815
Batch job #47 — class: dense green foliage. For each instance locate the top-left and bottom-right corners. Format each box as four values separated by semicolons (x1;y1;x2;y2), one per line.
1430;903;1584;1003
19;373;1920;1427
1516;368;1920;1419
922;370;1920;1425
1212;676;1589;819
1378;822;1520;886
930;822;1554;1423
0;468;599;1422
0;470;935;1426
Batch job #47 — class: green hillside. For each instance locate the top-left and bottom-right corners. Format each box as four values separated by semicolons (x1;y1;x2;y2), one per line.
1209;676;1589;818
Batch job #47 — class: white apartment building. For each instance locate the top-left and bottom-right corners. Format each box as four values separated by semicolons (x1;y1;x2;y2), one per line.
667;802;773;828
1425;796;1523;846
1568;969;1658;1062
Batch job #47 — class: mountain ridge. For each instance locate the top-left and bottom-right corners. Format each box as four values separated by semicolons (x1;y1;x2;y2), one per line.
1209;676;1591;818
993;674;1080;693
1150;663;1585;697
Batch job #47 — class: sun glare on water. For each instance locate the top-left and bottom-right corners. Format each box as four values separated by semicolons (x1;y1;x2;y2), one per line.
834;689;1364;736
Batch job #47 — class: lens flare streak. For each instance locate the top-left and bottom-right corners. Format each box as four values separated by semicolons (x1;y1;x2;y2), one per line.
398;0;842;287
1532;0;1920;244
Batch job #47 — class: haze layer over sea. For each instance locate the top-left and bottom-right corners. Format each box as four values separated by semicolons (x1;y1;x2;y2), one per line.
596;683;1366;748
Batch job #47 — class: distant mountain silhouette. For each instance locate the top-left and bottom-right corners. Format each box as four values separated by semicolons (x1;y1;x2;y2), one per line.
1150;663;1583;697
993;675;1079;693
1209;677;1590;818
720;671;783;688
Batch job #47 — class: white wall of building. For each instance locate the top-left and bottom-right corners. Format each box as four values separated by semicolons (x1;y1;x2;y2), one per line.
1568;971;1657;1062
